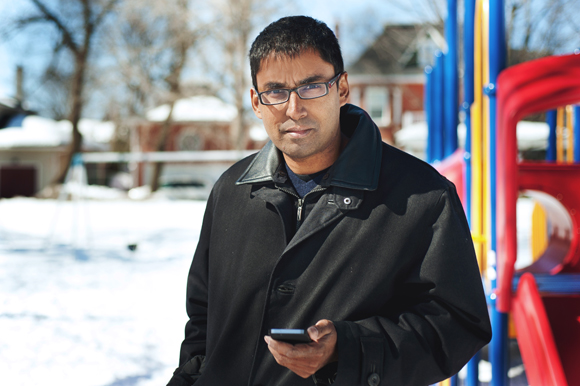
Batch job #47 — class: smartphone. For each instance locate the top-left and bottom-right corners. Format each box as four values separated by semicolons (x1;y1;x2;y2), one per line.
268;328;312;344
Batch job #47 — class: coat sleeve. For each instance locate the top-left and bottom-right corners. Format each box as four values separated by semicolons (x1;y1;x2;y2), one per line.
167;190;216;385
333;184;492;386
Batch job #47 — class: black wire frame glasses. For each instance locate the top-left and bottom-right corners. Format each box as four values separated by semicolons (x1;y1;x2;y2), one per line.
256;72;345;106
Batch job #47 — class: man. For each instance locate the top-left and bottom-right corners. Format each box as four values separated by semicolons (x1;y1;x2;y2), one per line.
168;16;491;386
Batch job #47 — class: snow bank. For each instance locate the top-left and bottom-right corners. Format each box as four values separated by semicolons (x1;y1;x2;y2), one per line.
0;198;207;386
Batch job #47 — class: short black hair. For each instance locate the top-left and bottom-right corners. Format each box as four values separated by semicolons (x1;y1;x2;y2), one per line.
249;16;344;90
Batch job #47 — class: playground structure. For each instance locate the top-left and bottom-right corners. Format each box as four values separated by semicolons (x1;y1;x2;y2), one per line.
424;0;580;385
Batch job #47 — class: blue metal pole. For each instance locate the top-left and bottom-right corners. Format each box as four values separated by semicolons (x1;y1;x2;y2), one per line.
546;110;557;161
433;51;445;162
425;66;434;163
450;375;458;386
463;3;478;384
466;352;480;386
488;0;508;385
463;0;475;230
574;106;580;163
444;0;459;158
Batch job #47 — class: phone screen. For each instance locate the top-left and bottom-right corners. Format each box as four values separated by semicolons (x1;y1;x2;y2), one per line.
268;328;312;344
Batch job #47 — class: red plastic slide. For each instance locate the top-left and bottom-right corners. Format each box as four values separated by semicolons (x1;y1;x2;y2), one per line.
512;273;568;386
496;52;580;386
496;53;580;312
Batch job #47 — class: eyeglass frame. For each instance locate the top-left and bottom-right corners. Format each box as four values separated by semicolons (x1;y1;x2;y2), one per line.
255;72;345;106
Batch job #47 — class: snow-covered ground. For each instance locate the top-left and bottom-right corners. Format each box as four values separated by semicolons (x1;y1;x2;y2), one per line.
0;196;536;386
0;197;207;386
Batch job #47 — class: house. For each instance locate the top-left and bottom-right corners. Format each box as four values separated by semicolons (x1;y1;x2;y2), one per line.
139;95;238;153
0;108;114;198
133;95;266;188
347;24;445;143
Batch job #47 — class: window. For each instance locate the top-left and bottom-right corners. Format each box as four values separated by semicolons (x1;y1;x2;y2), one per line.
365;87;390;126
349;87;361;107
177;129;204;151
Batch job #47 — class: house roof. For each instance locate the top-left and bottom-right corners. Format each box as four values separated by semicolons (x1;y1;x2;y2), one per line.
0;115;114;149
348;24;445;76
146;95;237;123
0;97;34;129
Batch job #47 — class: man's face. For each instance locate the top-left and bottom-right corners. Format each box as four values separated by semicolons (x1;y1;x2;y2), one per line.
250;50;349;172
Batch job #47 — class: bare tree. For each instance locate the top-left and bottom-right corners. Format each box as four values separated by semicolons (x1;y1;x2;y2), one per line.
8;0;119;184
210;0;278;150
506;0;580;65
107;0;205;191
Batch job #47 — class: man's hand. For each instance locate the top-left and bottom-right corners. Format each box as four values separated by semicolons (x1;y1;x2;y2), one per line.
264;319;338;378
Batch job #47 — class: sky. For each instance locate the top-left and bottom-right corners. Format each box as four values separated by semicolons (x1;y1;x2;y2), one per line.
0;0;427;105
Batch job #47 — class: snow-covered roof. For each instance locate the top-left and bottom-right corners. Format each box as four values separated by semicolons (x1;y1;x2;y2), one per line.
249;124;269;142
0;115;115;149
0;97;18;108
395;120;549;156
146;95;237;123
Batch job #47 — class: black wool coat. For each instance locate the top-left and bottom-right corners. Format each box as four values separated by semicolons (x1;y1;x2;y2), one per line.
168;104;492;386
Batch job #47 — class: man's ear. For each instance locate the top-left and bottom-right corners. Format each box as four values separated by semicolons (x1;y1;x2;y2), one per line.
338;72;350;107
250;88;263;119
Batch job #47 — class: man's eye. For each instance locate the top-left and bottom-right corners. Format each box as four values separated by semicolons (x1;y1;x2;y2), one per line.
302;84;324;91
268;89;286;95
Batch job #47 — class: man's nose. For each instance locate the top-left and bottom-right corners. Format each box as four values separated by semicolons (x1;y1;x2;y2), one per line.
285;91;307;120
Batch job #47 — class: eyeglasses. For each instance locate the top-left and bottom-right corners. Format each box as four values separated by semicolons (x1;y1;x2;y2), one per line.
256;72;344;105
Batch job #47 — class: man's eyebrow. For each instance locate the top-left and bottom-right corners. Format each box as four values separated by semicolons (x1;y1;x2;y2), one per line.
263;82;287;90
262;74;327;91
297;74;326;85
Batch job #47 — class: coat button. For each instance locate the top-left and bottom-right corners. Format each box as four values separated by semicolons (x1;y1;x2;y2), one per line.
322;173;330;180
368;373;380;386
344;197;352;205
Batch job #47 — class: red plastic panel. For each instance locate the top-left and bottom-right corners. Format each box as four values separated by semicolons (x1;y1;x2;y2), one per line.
434;149;466;207
518;163;580;273
512;273;568;386
496;53;580;312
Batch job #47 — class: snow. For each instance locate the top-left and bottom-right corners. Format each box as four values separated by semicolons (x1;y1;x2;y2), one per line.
0;196;534;386
395;120;550;159
146;96;237;123
0;197;207;386
249;124;269;142
0;116;114;149
0;115;66;148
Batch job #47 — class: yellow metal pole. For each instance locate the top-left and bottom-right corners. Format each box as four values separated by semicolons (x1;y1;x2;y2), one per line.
482;0;491;280
567;105;574;163
557;107;565;162
471;0;487;274
438;379;451;386
531;202;548;262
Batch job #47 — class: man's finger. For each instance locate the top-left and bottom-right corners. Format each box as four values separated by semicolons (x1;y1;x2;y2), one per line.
307;319;334;341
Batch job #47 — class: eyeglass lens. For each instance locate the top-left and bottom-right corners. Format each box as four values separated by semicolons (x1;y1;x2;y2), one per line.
261;83;327;105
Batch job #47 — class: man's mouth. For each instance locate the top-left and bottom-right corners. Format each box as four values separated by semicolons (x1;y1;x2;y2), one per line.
284;127;312;138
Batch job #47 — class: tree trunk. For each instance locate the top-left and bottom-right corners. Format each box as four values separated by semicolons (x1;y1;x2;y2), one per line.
53;49;87;184
150;101;176;192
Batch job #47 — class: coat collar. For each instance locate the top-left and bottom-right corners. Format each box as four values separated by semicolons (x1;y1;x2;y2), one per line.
235;104;382;191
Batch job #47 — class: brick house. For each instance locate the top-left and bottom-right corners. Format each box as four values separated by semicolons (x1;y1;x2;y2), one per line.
133;95;257;187
347;24;445;144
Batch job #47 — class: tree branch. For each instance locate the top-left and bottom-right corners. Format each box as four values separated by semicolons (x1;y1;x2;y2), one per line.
94;0;120;29
29;0;79;53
